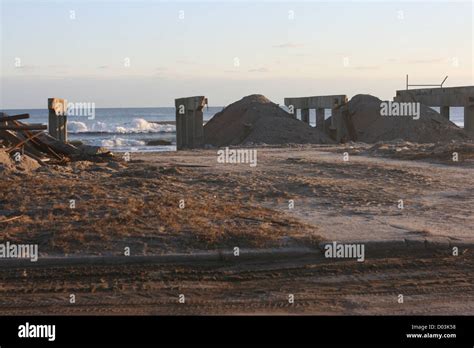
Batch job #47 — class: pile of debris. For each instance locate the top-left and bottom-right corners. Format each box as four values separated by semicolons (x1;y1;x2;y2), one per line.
366;139;474;164
204;94;333;146
0;112;112;171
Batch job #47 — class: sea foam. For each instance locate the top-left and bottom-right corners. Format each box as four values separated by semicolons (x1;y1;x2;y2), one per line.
67;118;175;134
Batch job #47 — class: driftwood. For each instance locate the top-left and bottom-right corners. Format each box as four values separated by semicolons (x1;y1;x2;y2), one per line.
0;215;23;223
36;132;79;157
1;130;45;159
0;112;112;166
11;121;64;161
0;114;30;122
7;131;45;153
0;124;47;131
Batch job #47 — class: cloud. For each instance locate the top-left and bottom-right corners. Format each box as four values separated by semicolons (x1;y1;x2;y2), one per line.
406;58;445;64
248;67;269;73
272;42;304;48
176;59;198;65
14;65;40;71
352;65;380;70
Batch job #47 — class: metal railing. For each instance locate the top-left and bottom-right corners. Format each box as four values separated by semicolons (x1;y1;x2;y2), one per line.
406;75;448;90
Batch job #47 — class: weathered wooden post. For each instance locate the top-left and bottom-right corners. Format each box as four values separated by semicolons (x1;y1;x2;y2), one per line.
175;96;207;150
48;98;67;142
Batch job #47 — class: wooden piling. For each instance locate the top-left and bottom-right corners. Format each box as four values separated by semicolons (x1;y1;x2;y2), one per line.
175;96;207;150
47;98;67;142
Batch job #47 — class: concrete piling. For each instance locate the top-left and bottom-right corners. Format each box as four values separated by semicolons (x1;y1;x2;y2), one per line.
465;105;474;135
175;96;207;150
440;106;450;120
284;95;347;141
301;109;310;124
316;108;325;131
290;108;297;119
395;86;474;134
331;107;343;142
47;98;67;142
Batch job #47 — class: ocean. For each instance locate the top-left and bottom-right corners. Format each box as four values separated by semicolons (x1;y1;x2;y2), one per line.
1;106;465;152
1;107;223;153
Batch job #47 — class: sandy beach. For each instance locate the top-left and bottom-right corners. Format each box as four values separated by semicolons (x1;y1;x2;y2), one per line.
1;144;473;315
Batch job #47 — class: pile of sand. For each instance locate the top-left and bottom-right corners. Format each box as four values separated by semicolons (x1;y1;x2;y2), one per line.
328;94;471;143
204;94;333;146
0;149;15;173
0;148;41;174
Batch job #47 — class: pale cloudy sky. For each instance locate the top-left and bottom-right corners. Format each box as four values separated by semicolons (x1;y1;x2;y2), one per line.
1;0;472;108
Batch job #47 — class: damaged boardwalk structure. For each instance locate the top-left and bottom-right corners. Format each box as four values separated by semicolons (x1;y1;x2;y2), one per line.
395;86;474;134
284;94;348;141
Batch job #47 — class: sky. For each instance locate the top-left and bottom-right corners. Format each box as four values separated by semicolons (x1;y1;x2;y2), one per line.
0;0;473;108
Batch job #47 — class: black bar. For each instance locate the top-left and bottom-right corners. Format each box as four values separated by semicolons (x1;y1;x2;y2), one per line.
0;316;472;346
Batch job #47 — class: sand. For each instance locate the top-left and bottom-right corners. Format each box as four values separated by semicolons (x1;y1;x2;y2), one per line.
204;94;333;146
1;145;473;315
0;149;15;173
328;94;471;143
0;148;40;173
2;144;473;252
203;94;471;146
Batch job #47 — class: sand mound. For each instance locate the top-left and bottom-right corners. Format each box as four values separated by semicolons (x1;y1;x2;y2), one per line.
0;149;15;173
204;94;333;146
0;148;41;174
328;94;471;143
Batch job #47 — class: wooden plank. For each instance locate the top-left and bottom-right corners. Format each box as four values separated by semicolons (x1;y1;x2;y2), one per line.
0;215;23;223
36;132;78;157
6;131;45;153
23;150;48;166
15;130;64;161
0;113;30;122
0;129;24;145
0;130;45;158
11;121;62;160
32;133;67;160
0;124;47;131
2;126;57;160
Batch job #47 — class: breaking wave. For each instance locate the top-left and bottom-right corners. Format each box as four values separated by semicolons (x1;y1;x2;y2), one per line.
96;137;146;148
68;118;175;134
